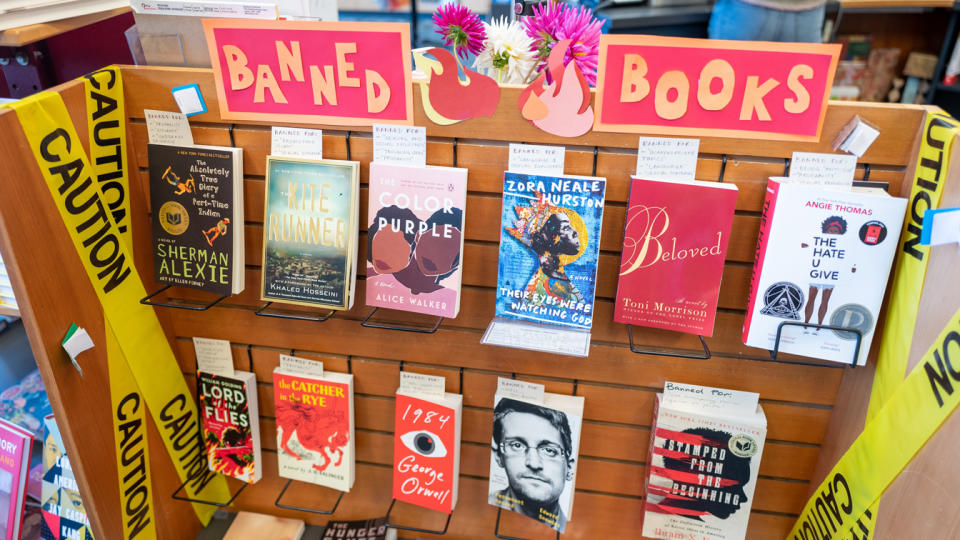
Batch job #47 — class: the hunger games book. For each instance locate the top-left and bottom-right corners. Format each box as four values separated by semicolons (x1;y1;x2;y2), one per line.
614;177;738;336
273;367;355;492
199;370;262;484
743;179;907;365
148;143;245;296
643;382;766;540
392;389;462;513
261;157;360;310
367;163;468;318
495;172;606;330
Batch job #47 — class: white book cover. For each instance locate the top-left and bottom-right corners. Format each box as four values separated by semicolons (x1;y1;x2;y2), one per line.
642;382;766;540
272;368;355;492
487;390;584;533
743;179;907;365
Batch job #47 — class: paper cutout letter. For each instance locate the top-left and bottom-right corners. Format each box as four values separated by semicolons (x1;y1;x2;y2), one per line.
412;47;500;125
518;40;594;138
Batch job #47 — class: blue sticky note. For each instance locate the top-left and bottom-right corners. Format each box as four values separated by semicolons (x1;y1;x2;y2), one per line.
171;83;207;117
921;207;960;245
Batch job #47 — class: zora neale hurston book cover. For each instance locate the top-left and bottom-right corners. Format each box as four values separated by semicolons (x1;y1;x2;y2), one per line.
199;371;262;484
261;157;360;310
495;173;606;330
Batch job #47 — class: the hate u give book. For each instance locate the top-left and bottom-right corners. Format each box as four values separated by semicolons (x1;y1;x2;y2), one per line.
614;178;738;336
367;163;468;318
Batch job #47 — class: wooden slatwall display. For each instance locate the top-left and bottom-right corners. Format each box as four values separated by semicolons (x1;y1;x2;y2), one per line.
0;65;932;539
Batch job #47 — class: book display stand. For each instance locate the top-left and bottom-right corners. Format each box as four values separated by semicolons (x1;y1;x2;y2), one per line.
0;65;941;538
495;507;561;540
141;285;228;311
361;308;444;334
254;303;336;323
771;321;864;367
384;498;453;535
625;325;711;359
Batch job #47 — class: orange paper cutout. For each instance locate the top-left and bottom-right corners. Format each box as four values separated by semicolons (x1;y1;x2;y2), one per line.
413;47;500;125
518;40;594;138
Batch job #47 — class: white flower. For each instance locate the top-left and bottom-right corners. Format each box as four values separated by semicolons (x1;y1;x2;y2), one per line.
473;17;536;85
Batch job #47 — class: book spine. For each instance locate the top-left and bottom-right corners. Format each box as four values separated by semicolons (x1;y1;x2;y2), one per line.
742;181;781;343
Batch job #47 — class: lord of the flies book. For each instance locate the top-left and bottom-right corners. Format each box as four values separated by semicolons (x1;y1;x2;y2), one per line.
149;143;245;295
367;163;467;318
199;370;262;483
494;172;606;330
614;177;738;336
261;157;360;310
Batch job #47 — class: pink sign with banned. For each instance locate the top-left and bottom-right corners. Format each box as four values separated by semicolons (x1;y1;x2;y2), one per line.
203;19;413;126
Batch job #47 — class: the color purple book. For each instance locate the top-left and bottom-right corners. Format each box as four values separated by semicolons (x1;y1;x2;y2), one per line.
366;163;467;318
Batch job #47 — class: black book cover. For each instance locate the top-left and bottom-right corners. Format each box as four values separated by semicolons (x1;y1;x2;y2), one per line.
149;144;237;295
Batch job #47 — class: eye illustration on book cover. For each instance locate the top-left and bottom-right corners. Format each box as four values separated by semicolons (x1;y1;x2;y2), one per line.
367;163;468;318
495;173;606;330
393;393;458;513
646;427;757;521
200;374;255;482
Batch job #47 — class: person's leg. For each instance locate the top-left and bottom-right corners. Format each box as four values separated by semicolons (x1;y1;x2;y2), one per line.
805;285;818;324
709;0;778;41
818;287;833;325
780;4;826;43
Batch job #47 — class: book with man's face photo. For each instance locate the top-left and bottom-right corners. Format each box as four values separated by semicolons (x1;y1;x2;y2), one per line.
487;392;585;533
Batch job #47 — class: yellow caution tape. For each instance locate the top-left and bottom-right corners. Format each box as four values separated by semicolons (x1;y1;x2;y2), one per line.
9;72;229;532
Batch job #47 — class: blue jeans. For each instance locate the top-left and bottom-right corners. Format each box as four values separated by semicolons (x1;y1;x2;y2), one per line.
709;0;826;43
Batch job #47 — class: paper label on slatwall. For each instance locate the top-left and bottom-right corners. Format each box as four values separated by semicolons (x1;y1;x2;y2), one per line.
271;126;323;160
373;124;426;167
482;318;591;358
789;151;856;187
399;371;446;400
662;381;759;415
193;337;234;377
496;377;545;404
144;109;194;145
279;354;324;378
635;137;699;181
508;143;565;175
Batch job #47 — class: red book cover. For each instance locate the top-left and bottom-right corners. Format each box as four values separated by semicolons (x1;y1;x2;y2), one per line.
199;371;262;483
614;178;738;336
392;391;461;514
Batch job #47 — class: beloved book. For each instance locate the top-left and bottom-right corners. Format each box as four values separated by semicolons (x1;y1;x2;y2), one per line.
41;415;92;540
322;517;396;540
261;157;360;310
743;179;907;365
149;143;245;295
367;163;468;318
0;418;32;540
614;177;738;336
642;382;767;540
488;391;584;533
199;370;262;483
273;367;355;492
223;511;304;540
495;173;606;330
392;389;462;513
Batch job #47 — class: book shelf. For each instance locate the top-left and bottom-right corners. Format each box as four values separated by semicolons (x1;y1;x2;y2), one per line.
0;65;936;539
